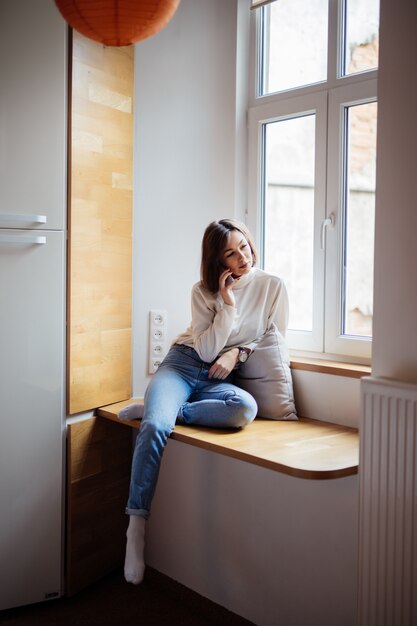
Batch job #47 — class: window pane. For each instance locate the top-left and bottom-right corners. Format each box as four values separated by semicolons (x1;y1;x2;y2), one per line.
263;115;315;332
343;0;379;76
260;0;328;96
343;102;377;337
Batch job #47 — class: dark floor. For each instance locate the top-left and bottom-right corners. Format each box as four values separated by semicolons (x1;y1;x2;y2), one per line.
0;567;255;626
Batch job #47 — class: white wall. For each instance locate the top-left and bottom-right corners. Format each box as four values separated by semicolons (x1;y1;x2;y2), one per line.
292;370;360;428
146;440;358;626
132;0;243;396
371;0;417;383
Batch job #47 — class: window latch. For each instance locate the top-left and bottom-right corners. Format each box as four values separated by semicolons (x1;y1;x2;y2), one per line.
320;214;334;249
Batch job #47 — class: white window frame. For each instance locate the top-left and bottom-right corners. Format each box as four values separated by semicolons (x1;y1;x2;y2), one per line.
325;79;377;359
247;0;378;362
247;93;328;353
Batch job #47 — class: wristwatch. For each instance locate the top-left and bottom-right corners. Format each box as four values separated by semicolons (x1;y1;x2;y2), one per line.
237;347;250;364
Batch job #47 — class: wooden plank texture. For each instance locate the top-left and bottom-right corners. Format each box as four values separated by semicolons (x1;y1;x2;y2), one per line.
66;418;133;596
97;399;359;480
68;31;134;414
290;357;371;379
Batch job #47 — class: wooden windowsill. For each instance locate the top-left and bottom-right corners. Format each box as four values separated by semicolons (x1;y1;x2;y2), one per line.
97;399;359;481
290;357;371;379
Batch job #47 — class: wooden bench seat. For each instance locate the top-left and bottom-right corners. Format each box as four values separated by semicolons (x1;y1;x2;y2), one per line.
67;399;359;594
97;398;359;480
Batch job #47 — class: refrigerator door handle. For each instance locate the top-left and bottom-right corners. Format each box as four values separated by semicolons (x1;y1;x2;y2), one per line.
0;213;47;224
0;234;46;245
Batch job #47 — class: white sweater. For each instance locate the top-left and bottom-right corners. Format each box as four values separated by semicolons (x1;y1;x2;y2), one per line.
174;267;289;363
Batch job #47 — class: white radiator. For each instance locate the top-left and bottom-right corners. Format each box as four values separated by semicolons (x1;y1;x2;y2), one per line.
359;376;417;626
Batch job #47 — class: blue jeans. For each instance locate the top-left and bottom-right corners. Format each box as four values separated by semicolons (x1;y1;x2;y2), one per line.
126;344;257;519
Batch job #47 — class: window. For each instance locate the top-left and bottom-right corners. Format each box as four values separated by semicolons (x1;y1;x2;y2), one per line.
259;0;328;95
264;114;316;332
248;0;379;360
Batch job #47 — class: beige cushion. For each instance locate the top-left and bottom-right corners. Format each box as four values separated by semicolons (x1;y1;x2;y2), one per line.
234;324;297;420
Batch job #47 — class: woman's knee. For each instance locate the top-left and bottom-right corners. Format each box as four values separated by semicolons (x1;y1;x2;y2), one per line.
138;416;174;447
225;390;257;428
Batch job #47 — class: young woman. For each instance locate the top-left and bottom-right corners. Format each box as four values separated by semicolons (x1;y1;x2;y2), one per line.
122;219;289;584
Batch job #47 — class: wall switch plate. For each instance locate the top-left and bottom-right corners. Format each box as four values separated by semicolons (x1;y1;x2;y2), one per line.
148;309;167;374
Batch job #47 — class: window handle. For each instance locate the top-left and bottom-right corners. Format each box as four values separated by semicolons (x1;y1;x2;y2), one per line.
320;214;334;249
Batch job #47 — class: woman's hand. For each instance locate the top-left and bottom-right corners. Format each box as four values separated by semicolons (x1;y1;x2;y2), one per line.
219;269;240;307
208;348;239;379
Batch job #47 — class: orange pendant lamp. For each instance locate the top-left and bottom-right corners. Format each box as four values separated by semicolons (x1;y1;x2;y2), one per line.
55;0;181;46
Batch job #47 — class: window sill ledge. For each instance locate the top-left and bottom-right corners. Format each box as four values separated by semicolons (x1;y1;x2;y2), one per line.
290;357;371;379
97;399;359;481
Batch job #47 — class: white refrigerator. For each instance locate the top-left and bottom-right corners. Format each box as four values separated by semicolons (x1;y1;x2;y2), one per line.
0;0;67;610
0;224;65;609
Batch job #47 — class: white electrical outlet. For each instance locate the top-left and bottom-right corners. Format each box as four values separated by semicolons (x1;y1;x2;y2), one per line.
148;309;167;374
149;359;163;374
150;310;166;326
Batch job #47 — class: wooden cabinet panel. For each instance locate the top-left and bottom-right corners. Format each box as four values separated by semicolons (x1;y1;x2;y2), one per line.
66;418;132;595
68;32;134;414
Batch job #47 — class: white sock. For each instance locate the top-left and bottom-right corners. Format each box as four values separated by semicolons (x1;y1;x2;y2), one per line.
118;403;144;421
124;515;146;585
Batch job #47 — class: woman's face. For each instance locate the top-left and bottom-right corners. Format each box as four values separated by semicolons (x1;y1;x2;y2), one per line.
221;229;253;278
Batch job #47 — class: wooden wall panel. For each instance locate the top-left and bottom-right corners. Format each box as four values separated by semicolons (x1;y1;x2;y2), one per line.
68;31;134;414
66;418;133;595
